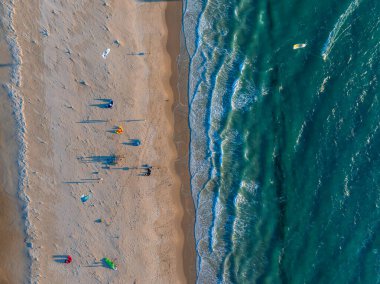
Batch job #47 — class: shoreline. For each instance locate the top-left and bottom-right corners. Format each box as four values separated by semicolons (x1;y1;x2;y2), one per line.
9;0;196;282
166;1;197;282
0;87;27;283
0;1;30;282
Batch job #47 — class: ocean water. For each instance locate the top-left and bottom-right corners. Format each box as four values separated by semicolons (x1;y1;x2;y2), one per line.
183;0;380;283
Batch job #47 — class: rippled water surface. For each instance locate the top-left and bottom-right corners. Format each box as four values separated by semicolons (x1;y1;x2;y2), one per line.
183;0;380;282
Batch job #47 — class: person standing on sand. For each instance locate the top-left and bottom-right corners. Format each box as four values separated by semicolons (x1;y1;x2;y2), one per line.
106;99;113;108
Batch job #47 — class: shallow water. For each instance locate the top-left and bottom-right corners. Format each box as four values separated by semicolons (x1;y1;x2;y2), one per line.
184;0;380;282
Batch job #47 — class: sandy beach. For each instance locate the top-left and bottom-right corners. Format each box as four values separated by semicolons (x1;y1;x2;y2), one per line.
5;0;196;282
0;5;28;282
0;87;27;284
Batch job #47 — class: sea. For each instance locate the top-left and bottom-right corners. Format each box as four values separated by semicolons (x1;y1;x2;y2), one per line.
183;0;380;283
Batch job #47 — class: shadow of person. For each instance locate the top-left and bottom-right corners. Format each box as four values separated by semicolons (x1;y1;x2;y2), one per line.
52;255;68;263
123;139;141;146
90;99;113;109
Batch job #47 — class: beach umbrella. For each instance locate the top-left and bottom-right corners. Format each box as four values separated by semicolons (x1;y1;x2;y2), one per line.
103;258;117;270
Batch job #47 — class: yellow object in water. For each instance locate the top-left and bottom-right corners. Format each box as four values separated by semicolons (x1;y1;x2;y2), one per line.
293;43;307;50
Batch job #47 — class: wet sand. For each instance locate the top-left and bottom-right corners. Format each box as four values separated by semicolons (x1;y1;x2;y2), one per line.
166;2;197;282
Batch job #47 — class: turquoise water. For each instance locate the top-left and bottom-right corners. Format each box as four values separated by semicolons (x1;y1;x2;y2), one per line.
183;0;380;282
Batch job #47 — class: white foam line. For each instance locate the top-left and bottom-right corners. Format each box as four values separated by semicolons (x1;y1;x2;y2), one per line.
1;1;35;282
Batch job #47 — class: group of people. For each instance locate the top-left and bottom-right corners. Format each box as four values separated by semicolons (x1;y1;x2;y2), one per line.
63;97;153;268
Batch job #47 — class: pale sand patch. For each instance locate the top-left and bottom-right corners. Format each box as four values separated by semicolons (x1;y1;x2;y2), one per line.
14;0;194;283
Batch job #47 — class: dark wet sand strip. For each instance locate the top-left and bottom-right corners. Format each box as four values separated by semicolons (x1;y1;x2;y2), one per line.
166;1;197;282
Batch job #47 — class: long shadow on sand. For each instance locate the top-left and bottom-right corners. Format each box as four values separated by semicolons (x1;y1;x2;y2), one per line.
111;166;138;171
63;178;101;184
77;155;123;166
62;181;88;184
77;119;109;124
125;119;145;123
83;258;115;270
123;139;141;146
52;255;69;263
90;99;113;109
0;63;15;68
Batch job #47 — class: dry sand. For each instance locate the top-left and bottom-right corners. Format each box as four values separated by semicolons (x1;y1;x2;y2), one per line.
11;0;195;283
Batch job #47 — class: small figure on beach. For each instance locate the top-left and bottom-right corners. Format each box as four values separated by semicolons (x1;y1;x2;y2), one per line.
142;168;151;176
115;126;123;134
81;193;92;203
124;139;141;146
105;100;113;108
65;255;72;264
113;39;121;47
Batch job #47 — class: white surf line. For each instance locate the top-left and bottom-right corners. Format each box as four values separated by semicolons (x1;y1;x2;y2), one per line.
321;0;361;61
1;1;35;282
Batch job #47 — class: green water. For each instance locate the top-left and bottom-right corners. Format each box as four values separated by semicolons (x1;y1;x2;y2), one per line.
184;0;380;282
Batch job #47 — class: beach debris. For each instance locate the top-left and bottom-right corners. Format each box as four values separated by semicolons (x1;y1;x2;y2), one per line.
36;137;47;144
65;255;72;264
115;126;123;134
103;258;117;270
293;43;307;50
102;48;111;59
81;193;92;203
64;104;74;110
